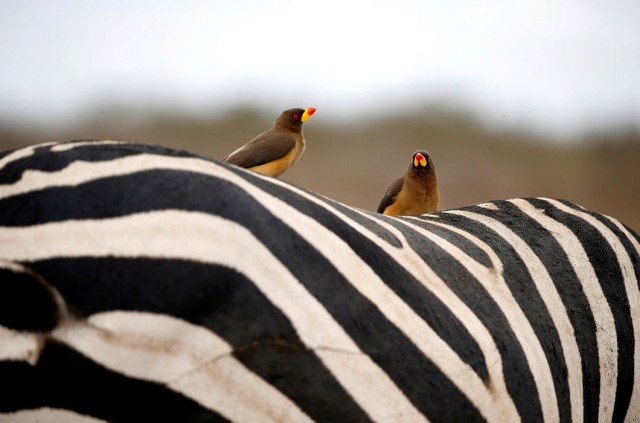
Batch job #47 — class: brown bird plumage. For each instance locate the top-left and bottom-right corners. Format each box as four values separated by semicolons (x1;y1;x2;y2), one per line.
222;107;316;177
377;150;439;215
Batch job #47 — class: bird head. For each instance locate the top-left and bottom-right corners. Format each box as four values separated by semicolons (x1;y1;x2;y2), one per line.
410;150;432;171
276;107;316;131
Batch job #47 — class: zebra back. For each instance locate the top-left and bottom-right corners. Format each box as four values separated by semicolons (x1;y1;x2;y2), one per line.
1;141;639;422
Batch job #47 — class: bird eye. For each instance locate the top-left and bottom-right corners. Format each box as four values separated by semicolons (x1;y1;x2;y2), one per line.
293;114;300;119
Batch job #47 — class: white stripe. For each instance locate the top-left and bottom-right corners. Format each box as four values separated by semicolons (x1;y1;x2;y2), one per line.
0;152;188;200
53;311;313;423
476;202;500;211
510;198;618;423
442;209;583;422
543;198;640;423
0;259;29;273
0;408;108;423
605;217;640;423
0;325;42;365
50;140;126;152
0;209;426;422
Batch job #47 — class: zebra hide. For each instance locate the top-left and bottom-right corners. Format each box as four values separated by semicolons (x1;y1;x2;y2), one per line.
1;140;639;423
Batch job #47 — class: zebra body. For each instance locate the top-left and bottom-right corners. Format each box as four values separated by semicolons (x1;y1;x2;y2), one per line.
0;141;639;422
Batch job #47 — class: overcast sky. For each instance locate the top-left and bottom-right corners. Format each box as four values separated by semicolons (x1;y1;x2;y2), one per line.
1;0;639;136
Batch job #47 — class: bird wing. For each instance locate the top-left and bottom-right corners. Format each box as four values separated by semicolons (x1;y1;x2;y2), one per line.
376;176;405;213
223;130;297;169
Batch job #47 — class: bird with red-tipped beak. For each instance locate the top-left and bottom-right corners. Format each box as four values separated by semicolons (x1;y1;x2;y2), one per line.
377;150;439;215
222;107;316;177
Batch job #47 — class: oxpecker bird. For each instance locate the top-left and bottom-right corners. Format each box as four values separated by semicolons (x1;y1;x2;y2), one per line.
377;150;439;216
222;107;316;177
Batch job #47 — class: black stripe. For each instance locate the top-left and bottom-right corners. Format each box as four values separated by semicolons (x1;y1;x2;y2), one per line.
396;213;493;268
241;178;404;248
422;208;571;422
0;145;20;160
626;222;640;246
469;199;601;422
0;341;226;422
572;204;640;423
539;198;637;422
0;141;212;185
322;196;403;248
28;258;371;423
0;266;61;332
0;168;233;225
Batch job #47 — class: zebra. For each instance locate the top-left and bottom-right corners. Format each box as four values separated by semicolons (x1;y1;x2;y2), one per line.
0;140;639;423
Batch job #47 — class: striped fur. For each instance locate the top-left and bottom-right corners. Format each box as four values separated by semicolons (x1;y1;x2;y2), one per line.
0;141;639;422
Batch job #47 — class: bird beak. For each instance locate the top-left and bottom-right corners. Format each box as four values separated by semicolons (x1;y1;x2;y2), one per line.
414;153;427;167
301;107;316;122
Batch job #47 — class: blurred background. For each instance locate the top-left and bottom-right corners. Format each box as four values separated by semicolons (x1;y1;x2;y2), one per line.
1;1;639;231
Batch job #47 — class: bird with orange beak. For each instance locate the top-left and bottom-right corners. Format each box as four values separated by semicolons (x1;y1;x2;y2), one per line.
222;107;316;177
377;150;439;216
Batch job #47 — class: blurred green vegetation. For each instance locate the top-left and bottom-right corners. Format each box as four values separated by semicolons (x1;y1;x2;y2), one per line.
1;104;639;233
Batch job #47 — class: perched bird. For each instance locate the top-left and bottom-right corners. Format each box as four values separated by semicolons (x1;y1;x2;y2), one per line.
222;107;316;177
377;150;439;216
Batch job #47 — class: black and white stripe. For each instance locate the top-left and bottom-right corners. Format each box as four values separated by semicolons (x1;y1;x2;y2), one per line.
0;140;638;422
